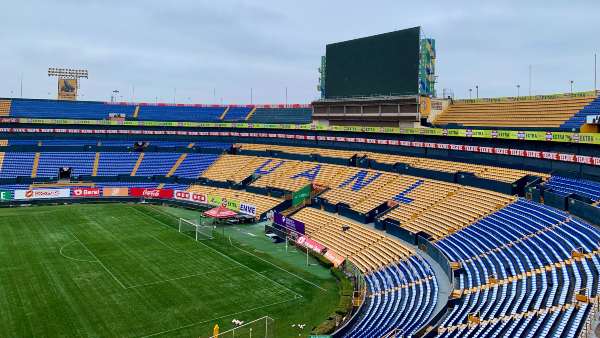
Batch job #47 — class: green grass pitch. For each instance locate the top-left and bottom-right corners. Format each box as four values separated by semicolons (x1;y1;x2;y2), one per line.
0;203;339;337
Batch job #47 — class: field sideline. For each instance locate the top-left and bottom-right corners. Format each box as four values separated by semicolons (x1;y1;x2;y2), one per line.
0;203;339;337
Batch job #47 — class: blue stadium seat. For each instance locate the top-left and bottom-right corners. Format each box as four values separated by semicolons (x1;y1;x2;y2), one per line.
0;152;35;177
9;99;135;119
36;152;95;177
248;108;311;124
173;153;219;178
137;105;224;122
545;176;600;201
561;95;600;130
223;107;251;121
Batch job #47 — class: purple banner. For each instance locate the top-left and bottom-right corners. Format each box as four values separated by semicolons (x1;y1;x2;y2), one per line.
273;213;305;235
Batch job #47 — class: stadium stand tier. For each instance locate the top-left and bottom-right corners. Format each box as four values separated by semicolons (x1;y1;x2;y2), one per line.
545;175;600;202
247;107;312;124
237;143;549;183
8;98;135;119
0;150;220;179
4;98;312;123
433;93;598;129
434;199;600;337
562;95;600;130
203;154;517;239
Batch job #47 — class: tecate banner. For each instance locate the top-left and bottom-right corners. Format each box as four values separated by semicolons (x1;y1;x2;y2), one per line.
296;236;326;254
71;187;101;198
174;190;208;204
14;189;70;200
273;212;305;234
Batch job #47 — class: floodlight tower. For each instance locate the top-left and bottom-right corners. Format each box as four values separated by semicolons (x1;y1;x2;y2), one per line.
48;67;89;100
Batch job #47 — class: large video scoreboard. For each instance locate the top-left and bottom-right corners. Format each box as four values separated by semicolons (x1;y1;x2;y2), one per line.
324;27;421;99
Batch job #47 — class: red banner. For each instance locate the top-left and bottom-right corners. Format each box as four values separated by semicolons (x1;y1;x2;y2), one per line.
324;249;345;267
70;187;101;198
174;190;207;204
296;236;326;254
129;188;174;199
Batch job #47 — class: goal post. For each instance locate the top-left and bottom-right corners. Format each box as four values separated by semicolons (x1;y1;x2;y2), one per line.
208;316;275;338
178;218;214;241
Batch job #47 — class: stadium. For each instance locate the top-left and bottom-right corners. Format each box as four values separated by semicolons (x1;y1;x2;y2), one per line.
1;3;600;338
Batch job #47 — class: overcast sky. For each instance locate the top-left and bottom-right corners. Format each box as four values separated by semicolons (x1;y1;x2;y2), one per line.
1;0;598;104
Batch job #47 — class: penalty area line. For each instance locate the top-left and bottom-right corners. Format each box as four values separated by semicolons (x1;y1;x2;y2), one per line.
128;205;303;299
139;294;299;338
145;204;327;292
126;266;243;289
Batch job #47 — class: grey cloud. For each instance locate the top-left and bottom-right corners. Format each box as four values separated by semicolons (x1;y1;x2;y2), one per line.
0;0;598;103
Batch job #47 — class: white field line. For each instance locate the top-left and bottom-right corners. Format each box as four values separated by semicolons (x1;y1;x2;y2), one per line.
147;233;185;254
227;236;328;292
130;205;303;299
139;295;299;338
58;240;97;263
66;229;128;289
148;205;327;292
126;266;243;289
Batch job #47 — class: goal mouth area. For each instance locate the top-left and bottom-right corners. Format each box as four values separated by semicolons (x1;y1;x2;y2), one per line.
208;316;275;338
178;217;215;241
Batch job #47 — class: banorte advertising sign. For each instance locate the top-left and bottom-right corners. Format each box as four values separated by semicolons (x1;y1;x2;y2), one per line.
14;189;70;200
129;188;174;199
71;187;101;198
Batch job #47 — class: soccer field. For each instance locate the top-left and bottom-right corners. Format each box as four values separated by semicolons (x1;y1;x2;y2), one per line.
0;203;339;337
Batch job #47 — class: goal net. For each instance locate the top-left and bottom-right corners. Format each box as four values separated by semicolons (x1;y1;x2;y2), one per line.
178;218;214;240
209;316;275;338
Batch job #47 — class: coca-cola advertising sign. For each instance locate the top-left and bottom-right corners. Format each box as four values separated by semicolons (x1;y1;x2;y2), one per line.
129;188;174;199
71;187;101;198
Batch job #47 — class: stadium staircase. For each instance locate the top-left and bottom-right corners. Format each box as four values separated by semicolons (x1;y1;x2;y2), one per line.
0;99;11;116
130;153;145;176
31;152;40;178
0;140;7;146
0;152;4;172
165;153;188;177
219;107;230;120
244;107;257;120
133;105;140;119
92;152;100;176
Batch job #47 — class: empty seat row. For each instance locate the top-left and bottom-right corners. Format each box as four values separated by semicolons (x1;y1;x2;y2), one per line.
433;94;597;129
